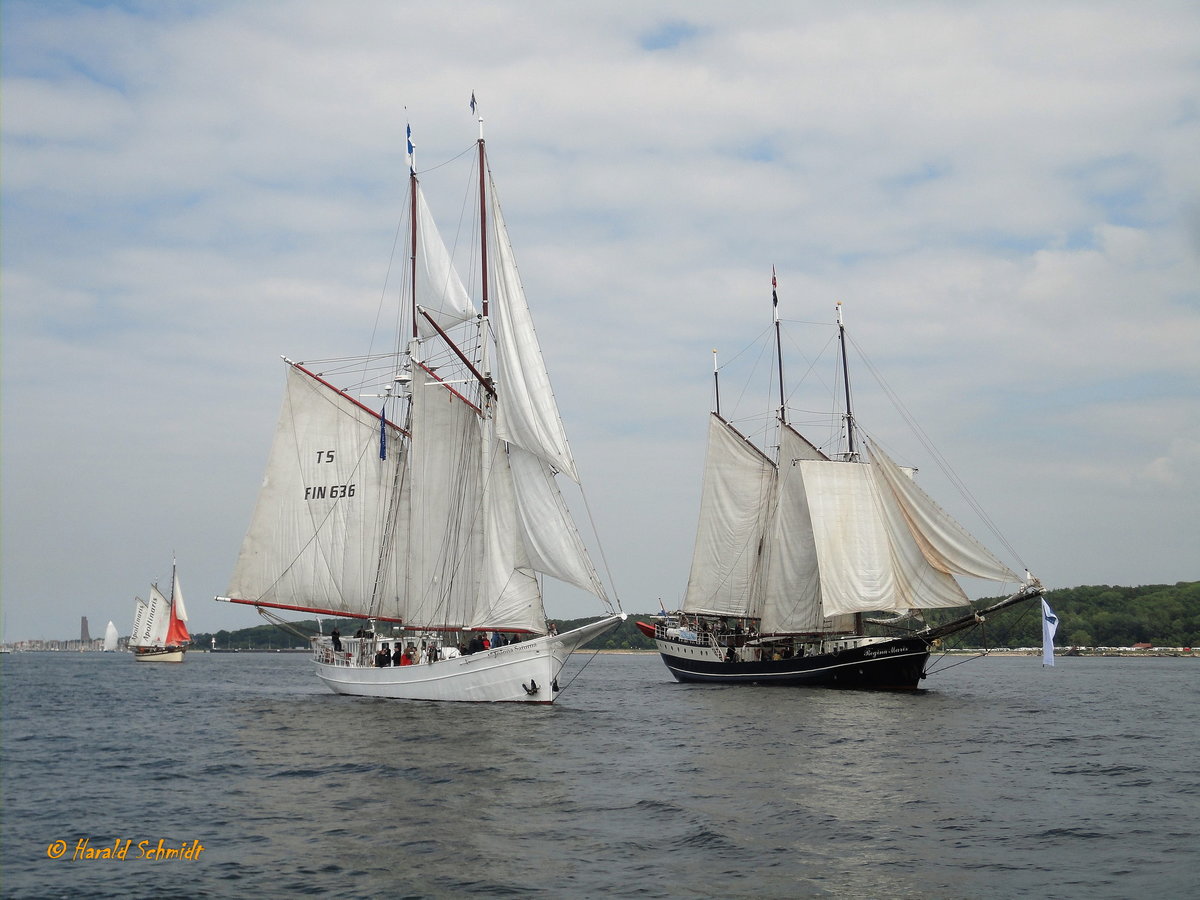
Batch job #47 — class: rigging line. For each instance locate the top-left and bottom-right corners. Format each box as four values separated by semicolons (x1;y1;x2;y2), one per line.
846;332;1026;569
413;142;476;176
553;643;606;698
924;649;989;676
575;480;621;613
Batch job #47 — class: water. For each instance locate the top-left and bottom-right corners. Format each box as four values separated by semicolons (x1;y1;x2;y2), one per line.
2;651;1196;899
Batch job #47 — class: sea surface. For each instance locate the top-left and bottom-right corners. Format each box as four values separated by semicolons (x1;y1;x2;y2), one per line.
2;650;1196;899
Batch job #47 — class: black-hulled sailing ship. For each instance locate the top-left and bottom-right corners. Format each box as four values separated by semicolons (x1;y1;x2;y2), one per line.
638;281;1043;689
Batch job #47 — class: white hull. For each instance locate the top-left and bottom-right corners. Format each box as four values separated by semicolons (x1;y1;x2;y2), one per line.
314;615;624;703
132;646;186;663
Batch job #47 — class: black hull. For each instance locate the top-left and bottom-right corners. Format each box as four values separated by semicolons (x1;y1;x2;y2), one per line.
658;636;931;690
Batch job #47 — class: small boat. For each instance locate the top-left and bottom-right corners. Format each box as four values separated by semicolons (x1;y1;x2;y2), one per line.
641;282;1043;689
217;111;623;702
129;560;190;662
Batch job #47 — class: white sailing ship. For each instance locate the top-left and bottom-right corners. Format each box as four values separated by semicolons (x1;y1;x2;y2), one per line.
639;285;1043;689
218;114;623;702
102;621;119;652
130;560;190;662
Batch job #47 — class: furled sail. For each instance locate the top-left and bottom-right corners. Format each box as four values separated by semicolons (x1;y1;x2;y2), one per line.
682;415;777;618
225;363;408;619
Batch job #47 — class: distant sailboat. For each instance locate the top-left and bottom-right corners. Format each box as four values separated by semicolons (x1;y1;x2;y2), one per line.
129;560;190;662
639;287;1043;689
102;621;119;652
217;113;623;702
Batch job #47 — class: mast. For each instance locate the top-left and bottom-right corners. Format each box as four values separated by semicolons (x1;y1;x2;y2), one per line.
712;349;721;417
477;115;489;321
408;123;418;340
836;301;858;460
772;267;786;425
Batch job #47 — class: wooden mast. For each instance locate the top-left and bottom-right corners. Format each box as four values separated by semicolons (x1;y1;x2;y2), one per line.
408;123;418;340
477;115;489;320
837;301;858;460
773;267;786;426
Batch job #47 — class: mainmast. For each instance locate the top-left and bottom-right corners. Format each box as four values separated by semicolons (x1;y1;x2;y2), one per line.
773;268;786;426
476;113;489;321
408;123;418;340
836;301;858;460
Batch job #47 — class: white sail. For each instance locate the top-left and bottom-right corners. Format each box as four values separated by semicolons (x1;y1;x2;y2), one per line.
130;596;151;646
758;425;827;633
103;621;119;652
225;363;408;618
682;415;777;618
171;571;189;624
403;364;485;629
507;444;607;598
489;182;579;481
865;439;1019;583
146;585;171;646
477;437;545;632
414;183;478;336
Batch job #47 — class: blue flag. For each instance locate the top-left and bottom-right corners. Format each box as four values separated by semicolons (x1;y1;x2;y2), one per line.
470;91;477;114
406;123;415;175
379;403;388;460
1041;598;1058;666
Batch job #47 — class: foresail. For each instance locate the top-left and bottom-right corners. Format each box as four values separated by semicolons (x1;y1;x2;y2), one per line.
682;415;777;618
488;181;579;482
478;437;544;632
166;573;191;645
865;439;1019;584
799;458;968;615
225;363;407;619
414;183;478;336
171;572;189;623
508;444;606;597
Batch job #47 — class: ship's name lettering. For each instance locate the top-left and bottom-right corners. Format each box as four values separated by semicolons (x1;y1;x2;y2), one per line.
304;484;356;501
862;645;907;658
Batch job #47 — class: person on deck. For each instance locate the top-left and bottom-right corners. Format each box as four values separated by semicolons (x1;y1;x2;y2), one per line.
331;628;342;652
392;644;404;666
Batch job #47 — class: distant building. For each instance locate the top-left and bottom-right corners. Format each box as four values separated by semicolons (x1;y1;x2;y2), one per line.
80;617;91;643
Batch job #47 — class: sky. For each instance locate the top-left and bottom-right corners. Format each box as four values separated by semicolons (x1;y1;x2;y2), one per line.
3;0;1198;642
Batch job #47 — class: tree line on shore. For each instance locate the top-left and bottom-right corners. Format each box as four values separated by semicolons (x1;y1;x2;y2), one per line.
189;581;1197;652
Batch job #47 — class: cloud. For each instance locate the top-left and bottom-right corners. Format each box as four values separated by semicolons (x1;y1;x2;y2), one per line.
2;0;1198;641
